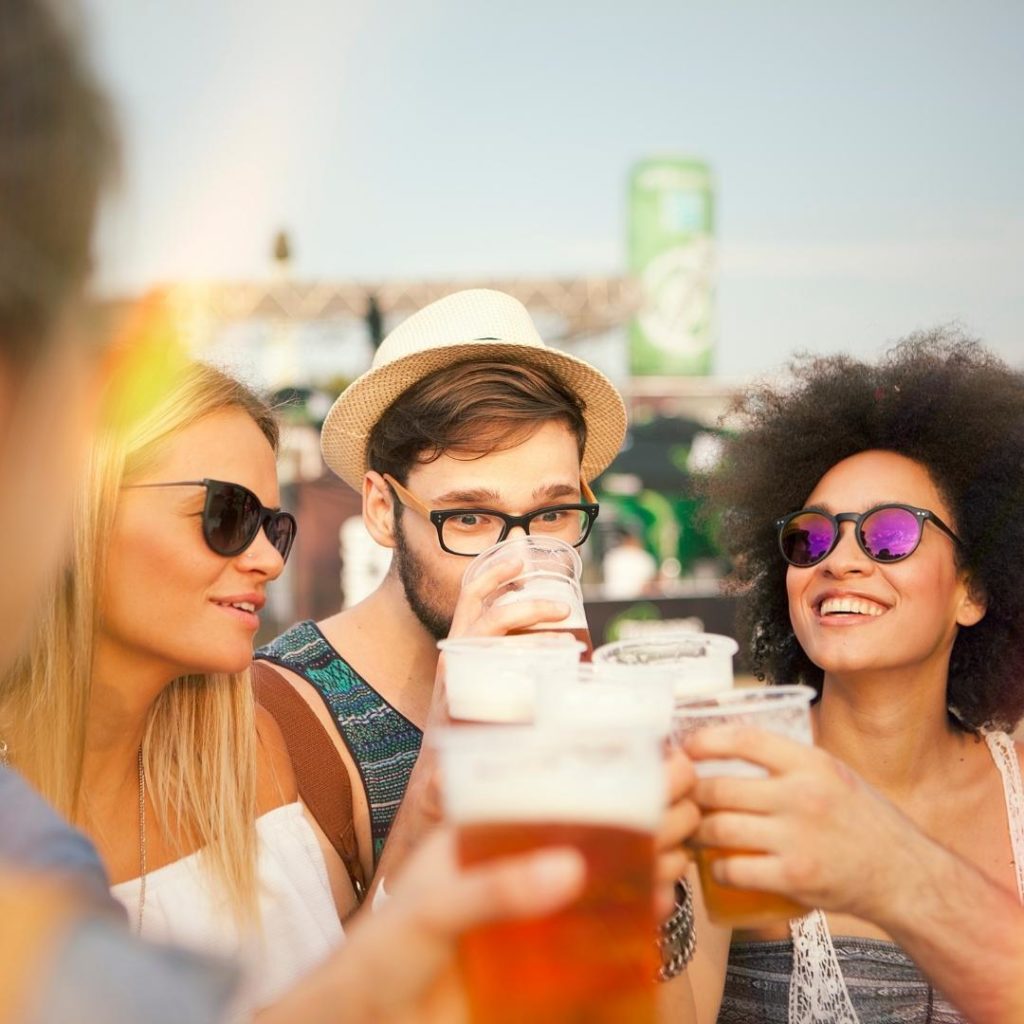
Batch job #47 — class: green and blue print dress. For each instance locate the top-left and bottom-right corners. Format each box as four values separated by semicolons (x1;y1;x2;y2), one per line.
256;620;423;866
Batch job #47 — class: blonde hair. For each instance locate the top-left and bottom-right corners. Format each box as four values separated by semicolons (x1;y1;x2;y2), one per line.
0;358;279;925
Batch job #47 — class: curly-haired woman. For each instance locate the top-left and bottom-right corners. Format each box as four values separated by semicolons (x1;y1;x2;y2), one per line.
683;331;1024;1024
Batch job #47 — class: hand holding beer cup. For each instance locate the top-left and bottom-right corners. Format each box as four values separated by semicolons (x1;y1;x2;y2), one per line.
455;536;593;657
673;685;816;928
685;725;926;923
437;725;666;1024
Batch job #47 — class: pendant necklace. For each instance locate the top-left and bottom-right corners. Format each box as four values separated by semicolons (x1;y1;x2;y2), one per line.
136;746;147;935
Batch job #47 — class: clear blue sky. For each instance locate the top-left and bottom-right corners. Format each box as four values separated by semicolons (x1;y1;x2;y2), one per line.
87;0;1023;375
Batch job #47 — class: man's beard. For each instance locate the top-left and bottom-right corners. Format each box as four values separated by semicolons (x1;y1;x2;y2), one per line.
393;516;454;641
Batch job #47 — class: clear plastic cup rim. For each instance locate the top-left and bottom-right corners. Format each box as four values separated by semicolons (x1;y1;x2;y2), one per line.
592;632;740;664
672;683;816;716
461;535;583;586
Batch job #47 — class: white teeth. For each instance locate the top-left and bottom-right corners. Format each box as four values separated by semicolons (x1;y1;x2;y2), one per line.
230;602;256;613
820;596;885;617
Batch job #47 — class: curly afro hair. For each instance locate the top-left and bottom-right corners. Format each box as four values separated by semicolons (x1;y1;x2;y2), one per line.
704;328;1024;733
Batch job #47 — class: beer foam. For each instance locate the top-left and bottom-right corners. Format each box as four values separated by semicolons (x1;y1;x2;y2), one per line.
442;639;582;723
448;681;535;724
537;681;673;736
441;739;666;831
490;575;588;630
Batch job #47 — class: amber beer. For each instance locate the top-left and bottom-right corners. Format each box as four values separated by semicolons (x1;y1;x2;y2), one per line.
695;847;805;926
439;726;666;1024
499;576;593;661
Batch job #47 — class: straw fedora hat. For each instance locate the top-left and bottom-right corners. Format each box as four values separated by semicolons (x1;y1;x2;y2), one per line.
321;289;627;491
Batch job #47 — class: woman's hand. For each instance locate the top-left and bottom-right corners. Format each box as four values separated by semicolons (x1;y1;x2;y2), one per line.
684;725;922;922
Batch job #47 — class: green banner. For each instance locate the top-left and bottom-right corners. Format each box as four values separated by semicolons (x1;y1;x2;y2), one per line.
628;157;715;376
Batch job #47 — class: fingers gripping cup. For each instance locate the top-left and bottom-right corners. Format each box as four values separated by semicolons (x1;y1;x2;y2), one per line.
672;685;815;927
437;726;666;1024
593;632;738;702
463;536;593;659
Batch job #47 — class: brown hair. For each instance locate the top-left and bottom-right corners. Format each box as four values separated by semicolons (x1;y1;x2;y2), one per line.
367;359;587;482
0;0;118;359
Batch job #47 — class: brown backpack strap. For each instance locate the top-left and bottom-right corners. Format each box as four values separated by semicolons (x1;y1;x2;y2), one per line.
253;659;367;898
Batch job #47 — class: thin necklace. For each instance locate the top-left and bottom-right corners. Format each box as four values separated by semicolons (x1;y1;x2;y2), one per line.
136;746;147;935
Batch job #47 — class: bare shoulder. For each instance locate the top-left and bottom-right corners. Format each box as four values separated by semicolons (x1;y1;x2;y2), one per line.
254;703;298;811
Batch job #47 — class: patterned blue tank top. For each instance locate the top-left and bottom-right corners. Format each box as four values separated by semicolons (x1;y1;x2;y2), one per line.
256;620;423;865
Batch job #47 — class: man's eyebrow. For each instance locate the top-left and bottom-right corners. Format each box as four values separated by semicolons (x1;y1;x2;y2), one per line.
533;482;580;502
432;488;502;505
431;482;581;507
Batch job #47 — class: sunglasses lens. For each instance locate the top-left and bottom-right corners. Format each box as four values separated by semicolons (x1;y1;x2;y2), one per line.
780;512;836;566
205;483;261;556
268;513;297;562
860;506;922;561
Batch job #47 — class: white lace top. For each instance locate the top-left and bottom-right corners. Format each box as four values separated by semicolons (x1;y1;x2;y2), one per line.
787;731;1024;1024
111;801;343;1022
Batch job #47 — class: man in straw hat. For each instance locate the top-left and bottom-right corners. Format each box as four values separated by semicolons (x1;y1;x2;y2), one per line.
256;290;706;1001
257;287;630;881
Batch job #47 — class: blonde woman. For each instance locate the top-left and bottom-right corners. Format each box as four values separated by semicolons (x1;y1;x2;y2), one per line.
0;357;355;1019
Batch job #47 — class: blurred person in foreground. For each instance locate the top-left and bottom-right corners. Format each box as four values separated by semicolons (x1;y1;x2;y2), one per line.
0;2;588;1022
681;334;1024;1024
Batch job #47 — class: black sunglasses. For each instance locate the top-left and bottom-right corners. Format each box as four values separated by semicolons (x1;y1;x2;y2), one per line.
124;478;297;562
776;503;961;568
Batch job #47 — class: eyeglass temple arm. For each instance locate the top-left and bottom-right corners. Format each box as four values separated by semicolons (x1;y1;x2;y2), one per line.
381;473;431;518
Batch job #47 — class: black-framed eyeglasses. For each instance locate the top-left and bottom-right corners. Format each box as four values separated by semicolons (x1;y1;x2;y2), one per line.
123;478;297;562
383;473;600;557
776;503;961;568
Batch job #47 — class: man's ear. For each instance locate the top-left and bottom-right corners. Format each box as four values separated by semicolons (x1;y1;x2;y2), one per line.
956;575;987;628
363;471;397;549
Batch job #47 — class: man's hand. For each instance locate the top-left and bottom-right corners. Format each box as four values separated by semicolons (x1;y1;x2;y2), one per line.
654;747;701;917
275;830;586;1024
446;555;570;640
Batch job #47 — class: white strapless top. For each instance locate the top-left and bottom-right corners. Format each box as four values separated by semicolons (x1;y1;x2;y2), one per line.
111;801;343;1021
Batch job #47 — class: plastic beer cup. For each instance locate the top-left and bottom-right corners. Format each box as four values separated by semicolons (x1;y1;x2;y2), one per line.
673;684;815;927
436;634;584;724
593;632;738;701
535;662;675;739
462;536;593;659
437;725;666;1023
